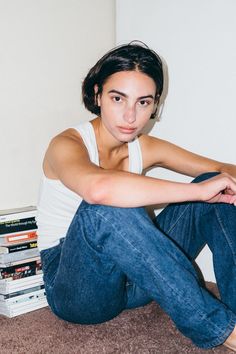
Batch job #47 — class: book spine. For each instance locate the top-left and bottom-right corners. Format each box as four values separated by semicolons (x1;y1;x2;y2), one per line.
6;284;45;299
0;255;40;268
0;209;36;222
0;248;40;265
0;288;46;305
0;241;38;254
0;298;48;318
0;217;37;235
0;230;37;245
0;274;44;295
0;260;42;280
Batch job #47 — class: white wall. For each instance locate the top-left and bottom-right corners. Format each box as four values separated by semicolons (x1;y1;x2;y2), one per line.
0;0;115;209
116;0;236;281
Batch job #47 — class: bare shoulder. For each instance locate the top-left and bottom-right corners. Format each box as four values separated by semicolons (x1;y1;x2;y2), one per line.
43;128;89;179
49;128;86;152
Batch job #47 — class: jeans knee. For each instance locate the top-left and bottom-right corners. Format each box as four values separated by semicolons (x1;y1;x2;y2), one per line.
192;172;220;183
78;200;146;219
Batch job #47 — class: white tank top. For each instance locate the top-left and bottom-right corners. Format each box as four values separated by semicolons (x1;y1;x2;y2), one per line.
36;121;143;251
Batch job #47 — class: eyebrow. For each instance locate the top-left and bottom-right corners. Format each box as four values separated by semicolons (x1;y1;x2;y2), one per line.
108;89;154;100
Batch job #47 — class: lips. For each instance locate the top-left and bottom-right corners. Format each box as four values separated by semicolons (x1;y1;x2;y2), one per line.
118;126;136;134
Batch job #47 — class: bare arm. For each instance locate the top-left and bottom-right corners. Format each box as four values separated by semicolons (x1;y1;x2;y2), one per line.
141;135;236;178
44;130;236;207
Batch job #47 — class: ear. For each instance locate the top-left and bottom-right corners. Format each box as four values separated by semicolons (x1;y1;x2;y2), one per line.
155;93;160;104
94;84;101;107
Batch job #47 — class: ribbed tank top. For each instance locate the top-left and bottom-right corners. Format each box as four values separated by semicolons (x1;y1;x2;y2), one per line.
36;121;143;251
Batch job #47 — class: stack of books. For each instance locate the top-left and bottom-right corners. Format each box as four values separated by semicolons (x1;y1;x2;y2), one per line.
0;206;48;317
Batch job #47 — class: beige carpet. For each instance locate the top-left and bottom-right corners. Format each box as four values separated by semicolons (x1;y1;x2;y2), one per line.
0;283;233;354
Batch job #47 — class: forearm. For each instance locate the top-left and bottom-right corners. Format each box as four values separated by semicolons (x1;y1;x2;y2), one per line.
88;171;201;207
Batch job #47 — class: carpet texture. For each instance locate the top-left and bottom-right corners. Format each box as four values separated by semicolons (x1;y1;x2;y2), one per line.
0;283;233;354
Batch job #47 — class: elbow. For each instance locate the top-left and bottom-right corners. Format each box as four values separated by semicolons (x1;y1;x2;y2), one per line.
83;177;109;205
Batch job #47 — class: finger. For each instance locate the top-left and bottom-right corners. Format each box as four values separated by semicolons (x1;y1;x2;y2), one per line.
223;188;235;196
217;194;236;204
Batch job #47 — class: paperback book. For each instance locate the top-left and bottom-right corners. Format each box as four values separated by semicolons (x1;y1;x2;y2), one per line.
0;206;48;318
0;248;40;265
0;206;37;235
0;241;38;254
0;284;45;300
0;230;37;246
0;258;41;280
0;256;40;269
0;297;48;318
0;273;44;294
0;206;37;222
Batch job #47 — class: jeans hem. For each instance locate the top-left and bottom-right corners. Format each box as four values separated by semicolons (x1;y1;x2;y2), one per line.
194;315;236;349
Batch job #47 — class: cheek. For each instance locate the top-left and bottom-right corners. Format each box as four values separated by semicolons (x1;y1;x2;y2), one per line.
138;108;153;121
140;117;151;128
101;102;123;118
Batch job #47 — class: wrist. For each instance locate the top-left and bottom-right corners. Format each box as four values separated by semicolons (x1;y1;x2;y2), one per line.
188;183;203;202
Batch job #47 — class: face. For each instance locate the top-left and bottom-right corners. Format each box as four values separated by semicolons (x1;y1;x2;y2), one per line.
96;70;157;143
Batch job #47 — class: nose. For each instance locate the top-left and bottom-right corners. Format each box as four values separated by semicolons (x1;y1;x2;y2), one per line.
123;105;136;124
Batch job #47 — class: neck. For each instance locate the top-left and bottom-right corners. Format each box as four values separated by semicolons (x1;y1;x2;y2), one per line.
91;117;126;157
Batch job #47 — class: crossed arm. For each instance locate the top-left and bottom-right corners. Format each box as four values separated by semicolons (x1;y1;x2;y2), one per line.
43;129;236;207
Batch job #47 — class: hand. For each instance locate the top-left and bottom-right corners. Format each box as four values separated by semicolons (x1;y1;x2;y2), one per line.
199;173;236;205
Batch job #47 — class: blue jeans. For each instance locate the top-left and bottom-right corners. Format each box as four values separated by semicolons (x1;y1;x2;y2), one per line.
40;173;236;349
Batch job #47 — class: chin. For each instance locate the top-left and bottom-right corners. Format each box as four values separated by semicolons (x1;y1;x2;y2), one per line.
119;135;137;143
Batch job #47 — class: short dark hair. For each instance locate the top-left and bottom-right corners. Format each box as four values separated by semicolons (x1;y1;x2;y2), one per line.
82;41;163;119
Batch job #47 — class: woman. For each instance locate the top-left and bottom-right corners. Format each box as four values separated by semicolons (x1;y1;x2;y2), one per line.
37;42;236;351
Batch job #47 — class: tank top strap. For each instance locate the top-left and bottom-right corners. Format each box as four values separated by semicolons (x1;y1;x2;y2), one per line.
128;138;143;174
72;121;143;174
72;121;99;165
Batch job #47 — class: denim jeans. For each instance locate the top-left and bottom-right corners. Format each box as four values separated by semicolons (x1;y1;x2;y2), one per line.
40;172;236;349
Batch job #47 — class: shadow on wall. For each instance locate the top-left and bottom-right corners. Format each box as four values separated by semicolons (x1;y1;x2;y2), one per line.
142;55;169;135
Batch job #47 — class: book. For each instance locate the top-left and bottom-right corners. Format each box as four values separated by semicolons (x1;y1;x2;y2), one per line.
0;248;39;265
0;218;37;235
0;256;40;268
0;259;42;280
0;296;47;310
0;206;37;235
0;283;47;317
0;230;37;246
0;241;38;254
0;274;44;295
0;206;37;222
0;283;45;299
0;206;46;318
0;287;46;305
0;297;48;317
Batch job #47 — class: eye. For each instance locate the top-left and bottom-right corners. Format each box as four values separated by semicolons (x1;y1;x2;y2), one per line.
139;99;151;106
112;96;122;103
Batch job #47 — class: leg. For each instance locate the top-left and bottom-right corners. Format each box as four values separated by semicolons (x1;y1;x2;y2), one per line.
43;199;236;349
40;206;151;325
155;172;236;313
